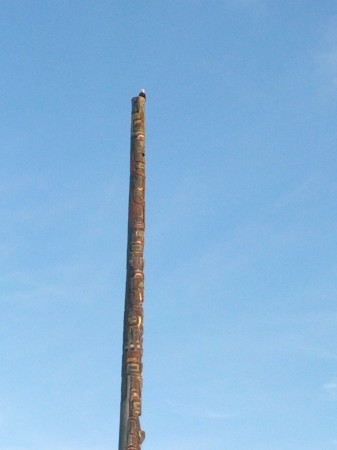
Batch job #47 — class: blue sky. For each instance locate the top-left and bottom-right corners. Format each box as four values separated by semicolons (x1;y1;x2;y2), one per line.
1;1;337;449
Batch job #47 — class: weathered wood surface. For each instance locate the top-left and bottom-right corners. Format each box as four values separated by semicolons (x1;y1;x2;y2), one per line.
118;93;146;450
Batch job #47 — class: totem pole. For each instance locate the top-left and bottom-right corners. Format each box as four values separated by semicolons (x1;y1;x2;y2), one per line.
118;90;146;450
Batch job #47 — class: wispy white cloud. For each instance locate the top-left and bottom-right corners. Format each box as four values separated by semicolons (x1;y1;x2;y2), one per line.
323;378;337;401
323;382;337;391
148;435;220;450
165;399;237;420
204;409;238;419
0;259;113;305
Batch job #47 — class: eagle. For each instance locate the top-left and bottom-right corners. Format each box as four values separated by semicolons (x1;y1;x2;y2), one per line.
139;89;146;99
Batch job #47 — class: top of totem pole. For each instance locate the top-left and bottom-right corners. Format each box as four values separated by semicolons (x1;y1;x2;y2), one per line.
131;90;146;111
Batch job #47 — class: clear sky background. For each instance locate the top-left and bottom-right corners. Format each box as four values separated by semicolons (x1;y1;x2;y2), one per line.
0;1;336;449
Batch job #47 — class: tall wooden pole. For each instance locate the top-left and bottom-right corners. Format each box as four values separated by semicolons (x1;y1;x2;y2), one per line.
118;91;146;450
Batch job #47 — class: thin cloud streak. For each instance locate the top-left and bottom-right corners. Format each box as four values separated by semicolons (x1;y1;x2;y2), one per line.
323;379;337;401
166;399;237;420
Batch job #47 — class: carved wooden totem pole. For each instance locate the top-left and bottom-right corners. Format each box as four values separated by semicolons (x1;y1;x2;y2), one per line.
118;91;146;450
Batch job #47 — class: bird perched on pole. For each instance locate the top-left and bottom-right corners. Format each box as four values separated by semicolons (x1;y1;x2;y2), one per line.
139;89;146;99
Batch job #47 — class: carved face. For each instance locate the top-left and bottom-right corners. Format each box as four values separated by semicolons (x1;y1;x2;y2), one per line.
133;204;144;224
132;230;144;243
132;257;144;271
126;363;141;374
132;118;143;133
131;401;141;416
131;375;142;393
128;314;139;326
130;277;144;304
